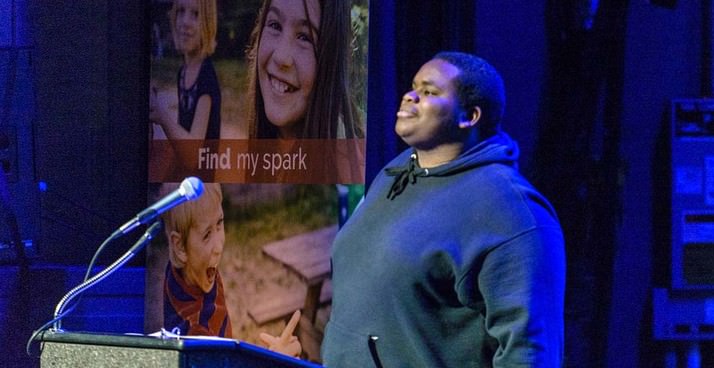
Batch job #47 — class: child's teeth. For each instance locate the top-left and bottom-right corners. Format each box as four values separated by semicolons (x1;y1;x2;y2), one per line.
271;77;294;93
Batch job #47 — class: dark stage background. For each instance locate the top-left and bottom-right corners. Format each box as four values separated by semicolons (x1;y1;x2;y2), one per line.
0;0;711;367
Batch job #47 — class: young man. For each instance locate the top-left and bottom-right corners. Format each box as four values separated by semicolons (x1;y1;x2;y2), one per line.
321;52;565;367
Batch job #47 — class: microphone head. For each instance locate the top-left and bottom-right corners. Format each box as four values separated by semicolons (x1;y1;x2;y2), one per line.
179;177;204;200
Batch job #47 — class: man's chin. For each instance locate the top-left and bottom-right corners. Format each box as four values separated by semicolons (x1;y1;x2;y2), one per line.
394;127;410;141
395;131;418;146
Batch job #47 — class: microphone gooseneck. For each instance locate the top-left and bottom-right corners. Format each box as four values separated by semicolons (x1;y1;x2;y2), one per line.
52;221;163;331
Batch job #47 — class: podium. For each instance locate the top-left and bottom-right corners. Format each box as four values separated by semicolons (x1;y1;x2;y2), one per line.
38;331;323;368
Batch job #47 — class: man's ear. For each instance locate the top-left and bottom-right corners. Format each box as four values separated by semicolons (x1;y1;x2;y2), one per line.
458;106;482;129
169;230;187;264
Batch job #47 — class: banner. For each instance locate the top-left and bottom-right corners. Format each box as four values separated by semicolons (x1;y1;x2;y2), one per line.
145;0;368;363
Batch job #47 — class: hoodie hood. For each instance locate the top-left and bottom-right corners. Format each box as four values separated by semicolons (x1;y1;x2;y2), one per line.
385;131;519;199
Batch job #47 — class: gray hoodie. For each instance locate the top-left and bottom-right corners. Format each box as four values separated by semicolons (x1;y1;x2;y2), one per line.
322;132;565;368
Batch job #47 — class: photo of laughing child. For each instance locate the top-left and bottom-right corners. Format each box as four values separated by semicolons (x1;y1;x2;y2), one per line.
161;182;232;337
159;181;302;357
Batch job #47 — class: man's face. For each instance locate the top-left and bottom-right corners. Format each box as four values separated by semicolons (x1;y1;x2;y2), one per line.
395;59;466;150
181;204;225;293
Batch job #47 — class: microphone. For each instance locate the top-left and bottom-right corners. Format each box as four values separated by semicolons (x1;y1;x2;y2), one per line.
117;177;204;236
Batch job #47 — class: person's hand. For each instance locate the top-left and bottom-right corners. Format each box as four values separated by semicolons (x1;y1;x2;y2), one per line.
149;85;171;128
259;310;302;358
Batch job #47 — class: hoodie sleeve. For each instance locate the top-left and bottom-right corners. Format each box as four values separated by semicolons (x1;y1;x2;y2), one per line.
470;226;565;367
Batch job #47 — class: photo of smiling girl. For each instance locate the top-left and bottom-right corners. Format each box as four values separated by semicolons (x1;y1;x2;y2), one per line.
245;0;363;140
150;0;221;141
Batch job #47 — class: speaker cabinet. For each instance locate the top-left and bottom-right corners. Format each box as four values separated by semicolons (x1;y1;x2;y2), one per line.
671;99;714;291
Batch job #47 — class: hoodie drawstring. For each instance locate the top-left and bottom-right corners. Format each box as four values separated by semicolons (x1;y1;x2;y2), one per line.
386;153;419;200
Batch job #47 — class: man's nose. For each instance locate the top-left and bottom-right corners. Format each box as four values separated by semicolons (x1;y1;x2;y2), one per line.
402;90;419;103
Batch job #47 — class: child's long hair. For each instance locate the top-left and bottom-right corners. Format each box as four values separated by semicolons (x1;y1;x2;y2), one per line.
245;0;364;139
169;0;218;57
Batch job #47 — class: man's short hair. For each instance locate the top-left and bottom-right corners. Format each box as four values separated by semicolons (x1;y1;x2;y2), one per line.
433;52;505;135
161;182;223;268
